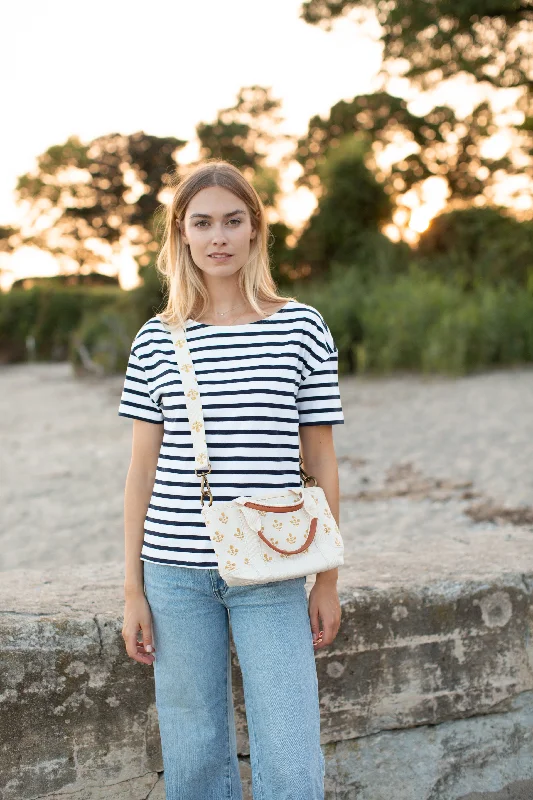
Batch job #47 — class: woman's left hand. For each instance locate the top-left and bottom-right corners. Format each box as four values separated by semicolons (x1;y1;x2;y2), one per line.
308;578;342;650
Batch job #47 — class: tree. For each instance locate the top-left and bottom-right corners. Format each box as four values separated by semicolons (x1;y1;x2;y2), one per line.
301;0;533;93
291;136;397;279
14;131;185;275
196;85;294;208
295;92;514;210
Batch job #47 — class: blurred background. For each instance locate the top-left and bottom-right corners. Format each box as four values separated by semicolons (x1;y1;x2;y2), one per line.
1;0;532;375
1;0;532;572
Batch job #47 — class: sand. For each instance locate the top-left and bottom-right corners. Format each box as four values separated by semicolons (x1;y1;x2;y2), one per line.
1;361;532;583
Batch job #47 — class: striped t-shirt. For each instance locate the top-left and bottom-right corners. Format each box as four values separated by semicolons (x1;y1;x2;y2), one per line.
118;298;344;568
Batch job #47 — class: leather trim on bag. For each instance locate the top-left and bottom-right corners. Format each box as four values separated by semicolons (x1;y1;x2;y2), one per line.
257;516;318;555
243;500;305;513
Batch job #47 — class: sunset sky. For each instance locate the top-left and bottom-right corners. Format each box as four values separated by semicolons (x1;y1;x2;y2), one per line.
1;0;526;290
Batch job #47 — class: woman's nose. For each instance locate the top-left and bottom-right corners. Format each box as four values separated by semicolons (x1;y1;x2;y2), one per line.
211;228;228;244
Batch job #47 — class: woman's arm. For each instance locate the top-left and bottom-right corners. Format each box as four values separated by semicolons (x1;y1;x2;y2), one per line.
299;423;342;651
124;419;164;596
299;423;340;586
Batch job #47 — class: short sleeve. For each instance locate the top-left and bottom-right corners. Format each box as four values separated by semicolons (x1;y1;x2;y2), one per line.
296;314;344;426
118;344;164;425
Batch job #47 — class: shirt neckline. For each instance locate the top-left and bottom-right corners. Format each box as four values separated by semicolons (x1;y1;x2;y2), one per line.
186;300;294;328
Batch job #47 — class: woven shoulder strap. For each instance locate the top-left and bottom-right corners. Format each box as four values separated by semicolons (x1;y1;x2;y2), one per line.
160;318;213;504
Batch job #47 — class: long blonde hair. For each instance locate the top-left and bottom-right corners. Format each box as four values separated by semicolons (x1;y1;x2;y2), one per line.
155;159;295;327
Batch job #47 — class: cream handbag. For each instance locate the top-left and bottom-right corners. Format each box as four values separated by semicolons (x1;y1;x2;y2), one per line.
163;317;345;587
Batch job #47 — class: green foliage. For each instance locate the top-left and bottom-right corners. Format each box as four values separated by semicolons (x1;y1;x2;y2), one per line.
0;225;20;254
267;220;295;287
417;206;533;289
291;261;366;373
0;287;119;363
3;264;532;378
301;0;533;92
295;93;516;209
294;263;533;376
69;302;140;375
421;287;533;372
356;270;465;372
13;131;185;274
299;2;532;215
195;86;293;209
293;137;395;278
11;273;119;289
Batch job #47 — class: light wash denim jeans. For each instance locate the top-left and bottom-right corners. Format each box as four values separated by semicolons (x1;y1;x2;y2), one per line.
143;560;326;800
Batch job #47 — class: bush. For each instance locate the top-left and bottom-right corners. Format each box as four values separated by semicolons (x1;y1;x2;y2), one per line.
417;207;533;290
0;286;120;363
69;304;139;376
297;264;533;376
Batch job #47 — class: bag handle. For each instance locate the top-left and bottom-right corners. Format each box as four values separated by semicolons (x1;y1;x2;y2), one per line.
160;315;317;505
258;516;318;555
243;498;305;513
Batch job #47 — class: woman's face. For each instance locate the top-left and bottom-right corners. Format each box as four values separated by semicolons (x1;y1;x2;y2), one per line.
180;185;257;278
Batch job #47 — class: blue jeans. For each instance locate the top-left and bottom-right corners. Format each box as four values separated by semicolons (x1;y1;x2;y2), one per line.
143;561;325;800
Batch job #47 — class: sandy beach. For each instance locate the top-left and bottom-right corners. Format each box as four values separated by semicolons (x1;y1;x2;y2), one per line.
1;361;532;580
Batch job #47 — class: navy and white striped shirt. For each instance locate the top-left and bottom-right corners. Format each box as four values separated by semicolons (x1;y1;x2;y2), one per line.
118;299;344;568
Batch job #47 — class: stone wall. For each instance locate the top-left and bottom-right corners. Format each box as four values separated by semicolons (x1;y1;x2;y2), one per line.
1;563;532;800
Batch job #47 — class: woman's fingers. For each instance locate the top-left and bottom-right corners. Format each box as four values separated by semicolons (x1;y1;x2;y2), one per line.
140;620;155;655
122;626;155;664
122;596;156;665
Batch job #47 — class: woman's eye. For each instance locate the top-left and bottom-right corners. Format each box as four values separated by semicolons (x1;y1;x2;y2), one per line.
194;219;242;228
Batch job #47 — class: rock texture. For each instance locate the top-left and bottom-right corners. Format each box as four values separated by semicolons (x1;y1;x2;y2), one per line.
0;563;532;799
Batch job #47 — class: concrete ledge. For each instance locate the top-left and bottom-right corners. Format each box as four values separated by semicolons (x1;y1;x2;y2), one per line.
1;563;532;799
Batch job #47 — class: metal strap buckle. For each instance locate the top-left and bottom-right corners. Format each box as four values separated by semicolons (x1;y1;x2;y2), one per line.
195;463;213;506
299;455;317;487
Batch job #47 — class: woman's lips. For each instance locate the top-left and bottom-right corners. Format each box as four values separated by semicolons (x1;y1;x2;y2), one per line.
209;254;232;260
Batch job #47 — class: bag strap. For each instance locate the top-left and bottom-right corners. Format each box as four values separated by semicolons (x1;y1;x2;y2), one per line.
159;315;317;507
164;319;214;506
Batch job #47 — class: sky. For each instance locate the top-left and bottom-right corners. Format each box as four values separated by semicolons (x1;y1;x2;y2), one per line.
0;1;525;290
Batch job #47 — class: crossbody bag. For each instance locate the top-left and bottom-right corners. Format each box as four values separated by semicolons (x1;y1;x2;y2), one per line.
161;315;345;586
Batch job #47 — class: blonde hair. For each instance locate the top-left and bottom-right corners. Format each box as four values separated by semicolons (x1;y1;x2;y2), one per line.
155;159;295;328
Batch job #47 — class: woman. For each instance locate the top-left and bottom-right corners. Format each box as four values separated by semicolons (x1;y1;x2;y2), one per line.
119;160;344;799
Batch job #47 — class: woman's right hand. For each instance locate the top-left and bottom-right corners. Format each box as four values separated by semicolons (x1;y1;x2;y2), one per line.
122;591;156;665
